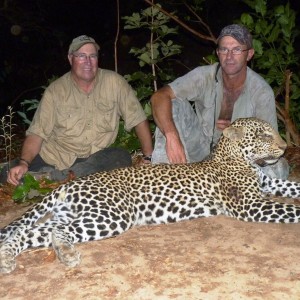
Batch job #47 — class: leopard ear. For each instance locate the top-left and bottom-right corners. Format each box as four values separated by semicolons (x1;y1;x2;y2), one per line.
223;126;244;141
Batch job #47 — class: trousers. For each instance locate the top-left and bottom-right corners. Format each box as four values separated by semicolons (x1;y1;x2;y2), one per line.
0;147;132;183
30;147;132;181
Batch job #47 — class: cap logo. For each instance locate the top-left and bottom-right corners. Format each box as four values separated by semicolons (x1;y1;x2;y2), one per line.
79;35;92;41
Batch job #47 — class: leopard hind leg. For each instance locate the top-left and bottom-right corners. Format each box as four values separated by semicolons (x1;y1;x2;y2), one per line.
52;225;81;267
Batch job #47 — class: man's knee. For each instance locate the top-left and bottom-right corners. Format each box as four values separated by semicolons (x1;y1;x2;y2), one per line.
152;99;202;163
88;147;132;171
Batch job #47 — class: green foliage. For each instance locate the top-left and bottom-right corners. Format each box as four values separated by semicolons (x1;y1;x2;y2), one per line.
240;0;300;130
12;173;53;203
111;112;156;154
17;75;58;126
124;71;155;103
110;121;141;153
17;99;40;125
119;4;183;152
123;4;182;101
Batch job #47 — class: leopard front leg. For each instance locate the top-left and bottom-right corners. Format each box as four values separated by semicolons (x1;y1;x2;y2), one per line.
258;170;300;198
0;225;52;274
52;225;81;267
0;228;28;274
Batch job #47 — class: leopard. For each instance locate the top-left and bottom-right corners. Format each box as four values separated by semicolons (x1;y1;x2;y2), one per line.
1;117;300;274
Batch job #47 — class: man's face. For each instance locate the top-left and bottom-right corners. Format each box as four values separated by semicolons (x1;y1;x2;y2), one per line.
216;36;254;77
68;43;99;83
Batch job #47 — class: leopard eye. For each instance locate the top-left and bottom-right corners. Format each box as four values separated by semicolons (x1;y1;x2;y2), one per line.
258;132;273;140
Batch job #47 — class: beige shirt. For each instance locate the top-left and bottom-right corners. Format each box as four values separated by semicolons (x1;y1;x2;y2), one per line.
27;69;146;170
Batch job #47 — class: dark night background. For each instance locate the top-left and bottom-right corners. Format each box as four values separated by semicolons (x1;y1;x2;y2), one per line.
0;0;299;115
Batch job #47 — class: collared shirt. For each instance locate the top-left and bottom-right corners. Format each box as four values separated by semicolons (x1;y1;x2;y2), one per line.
27;69;146;170
169;62;277;160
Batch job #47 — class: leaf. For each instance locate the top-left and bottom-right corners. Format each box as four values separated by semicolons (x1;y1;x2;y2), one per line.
123;13;142;29
136;86;153;101
278;15;289;26
12;173;43;202
143;102;152;117
254;0;267;16
12;184;30;201
24;173;40;189
253;39;263;56
241;13;253;26
274;5;285;15
285;44;294;55
267;26;280;43
17;111;28;121
167;40;173;47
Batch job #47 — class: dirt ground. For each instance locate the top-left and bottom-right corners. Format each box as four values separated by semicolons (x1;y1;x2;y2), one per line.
1;148;300;300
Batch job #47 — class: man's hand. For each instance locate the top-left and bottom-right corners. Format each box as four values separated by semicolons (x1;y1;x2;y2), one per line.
7;134;43;185
7;164;28;186
216;119;231;131
166;134;187;164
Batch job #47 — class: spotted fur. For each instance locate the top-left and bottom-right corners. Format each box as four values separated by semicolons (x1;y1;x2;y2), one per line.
1;117;300;273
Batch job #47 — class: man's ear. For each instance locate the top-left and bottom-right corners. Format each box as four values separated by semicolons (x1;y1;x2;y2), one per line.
68;54;73;66
247;48;255;61
223;126;244;141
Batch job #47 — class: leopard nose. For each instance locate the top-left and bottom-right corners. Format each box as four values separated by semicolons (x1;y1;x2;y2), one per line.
278;143;287;151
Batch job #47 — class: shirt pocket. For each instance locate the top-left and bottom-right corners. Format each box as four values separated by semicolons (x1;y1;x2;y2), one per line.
95;100;118;132
56;106;85;132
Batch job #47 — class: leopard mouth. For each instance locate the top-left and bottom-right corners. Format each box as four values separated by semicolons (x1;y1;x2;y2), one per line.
253;156;280;167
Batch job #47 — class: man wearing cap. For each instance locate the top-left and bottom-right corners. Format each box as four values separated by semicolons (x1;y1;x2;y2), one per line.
7;35;153;186
150;24;289;179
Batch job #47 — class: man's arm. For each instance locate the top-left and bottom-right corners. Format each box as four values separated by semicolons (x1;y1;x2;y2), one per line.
150;85;186;164
134;120;153;163
7;134;43;186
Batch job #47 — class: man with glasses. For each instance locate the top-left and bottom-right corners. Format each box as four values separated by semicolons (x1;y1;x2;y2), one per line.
7;35;153;185
150;24;289;179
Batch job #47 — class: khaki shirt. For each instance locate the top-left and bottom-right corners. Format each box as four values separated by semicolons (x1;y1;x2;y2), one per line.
27;69;146;170
169;63;277;160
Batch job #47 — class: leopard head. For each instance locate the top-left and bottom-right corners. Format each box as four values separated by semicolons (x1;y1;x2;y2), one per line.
215;117;287;166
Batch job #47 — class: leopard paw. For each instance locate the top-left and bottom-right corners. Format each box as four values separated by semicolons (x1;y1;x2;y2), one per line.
0;249;16;274
52;236;81;267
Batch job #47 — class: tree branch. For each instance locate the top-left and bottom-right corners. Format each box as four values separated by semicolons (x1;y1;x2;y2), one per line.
182;1;215;38
143;0;217;44
114;0;120;73
276;100;300;146
275;70;300;146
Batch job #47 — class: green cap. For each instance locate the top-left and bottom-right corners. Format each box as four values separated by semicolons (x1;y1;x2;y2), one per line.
68;35;100;54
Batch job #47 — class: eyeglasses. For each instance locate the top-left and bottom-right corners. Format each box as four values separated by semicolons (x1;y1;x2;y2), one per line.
72;53;98;61
217;47;249;55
